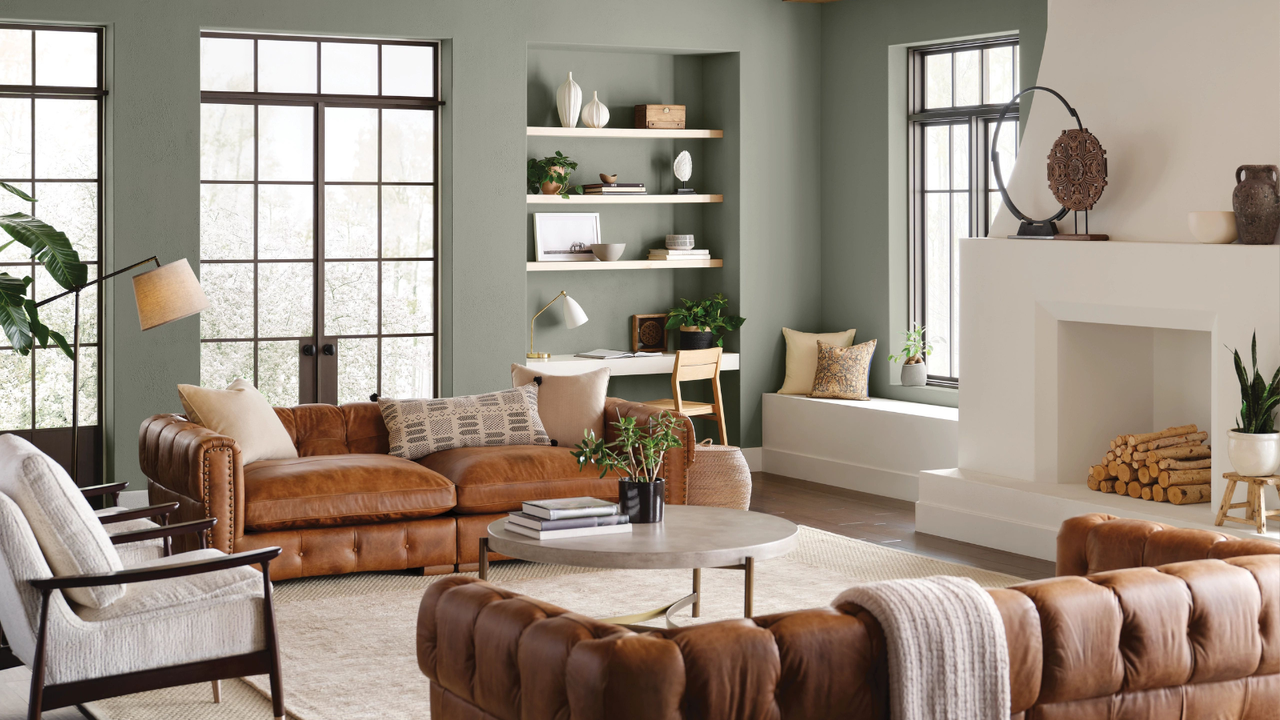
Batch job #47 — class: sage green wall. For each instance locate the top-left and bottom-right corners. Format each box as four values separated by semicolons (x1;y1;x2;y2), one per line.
818;0;1047;406
2;0;821;486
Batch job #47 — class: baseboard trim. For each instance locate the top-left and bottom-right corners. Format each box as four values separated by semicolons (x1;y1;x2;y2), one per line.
915;501;1059;562
119;489;149;509
761;448;918;502
741;447;762;472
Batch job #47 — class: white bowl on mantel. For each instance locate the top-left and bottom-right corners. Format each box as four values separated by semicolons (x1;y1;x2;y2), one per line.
1188;211;1237;244
1226;429;1280;477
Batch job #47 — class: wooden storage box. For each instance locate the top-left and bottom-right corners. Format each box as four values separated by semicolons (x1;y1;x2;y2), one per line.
634;104;686;129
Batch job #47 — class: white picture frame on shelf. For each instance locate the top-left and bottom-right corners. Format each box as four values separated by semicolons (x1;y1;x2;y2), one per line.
534;213;600;262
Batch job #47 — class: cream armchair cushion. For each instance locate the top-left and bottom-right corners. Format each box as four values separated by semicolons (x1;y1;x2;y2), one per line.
0;434;124;608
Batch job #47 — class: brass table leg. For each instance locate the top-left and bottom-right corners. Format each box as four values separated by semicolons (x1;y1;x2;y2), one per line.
478;537;489;581
744;556;754;618
692;569;702;618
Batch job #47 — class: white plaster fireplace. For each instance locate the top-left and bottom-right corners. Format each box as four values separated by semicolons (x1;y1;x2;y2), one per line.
916;238;1280;560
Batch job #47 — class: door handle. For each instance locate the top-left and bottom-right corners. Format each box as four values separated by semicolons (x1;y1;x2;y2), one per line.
322;344;335;356
302;344;316;356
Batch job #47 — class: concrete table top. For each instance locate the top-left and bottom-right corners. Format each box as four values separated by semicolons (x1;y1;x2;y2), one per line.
486;505;799;570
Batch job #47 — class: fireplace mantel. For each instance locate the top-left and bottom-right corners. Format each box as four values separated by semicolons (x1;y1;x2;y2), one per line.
917;238;1280;558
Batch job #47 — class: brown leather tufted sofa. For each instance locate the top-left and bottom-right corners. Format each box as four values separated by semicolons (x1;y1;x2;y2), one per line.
1057;512;1280;576
139;399;692;580
416;516;1279;719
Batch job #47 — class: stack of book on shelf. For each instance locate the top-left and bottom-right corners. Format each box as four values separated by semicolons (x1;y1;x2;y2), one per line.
647;248;711;261
505;497;632;540
582;183;646;196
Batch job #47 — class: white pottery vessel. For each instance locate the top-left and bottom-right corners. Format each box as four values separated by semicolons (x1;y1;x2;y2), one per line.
1227;429;1280;476
582;91;609;129
1188;211;1237;244
666;234;695;250
591;243;625;261
901;362;928;387
556;72;582;129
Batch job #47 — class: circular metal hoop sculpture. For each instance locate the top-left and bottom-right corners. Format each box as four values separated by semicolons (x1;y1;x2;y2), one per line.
992;86;1108;239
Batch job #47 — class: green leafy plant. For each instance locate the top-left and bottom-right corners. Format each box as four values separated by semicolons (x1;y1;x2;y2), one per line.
888;322;935;365
0;181;82;358
572;410;684;482
1230;331;1280;434
527;151;583;199
664;293;745;347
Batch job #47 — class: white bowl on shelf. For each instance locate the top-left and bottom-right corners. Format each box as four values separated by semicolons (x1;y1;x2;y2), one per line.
1188;211;1237;244
591;243;626;261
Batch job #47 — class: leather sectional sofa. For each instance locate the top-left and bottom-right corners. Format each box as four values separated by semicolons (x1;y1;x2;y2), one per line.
139;398;693;580
417;514;1280;719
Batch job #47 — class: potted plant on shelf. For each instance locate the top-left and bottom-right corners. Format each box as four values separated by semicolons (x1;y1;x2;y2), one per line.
1227;332;1280;477
572;411;683;523
527;151;582;199
888;323;935;387
665;293;745;350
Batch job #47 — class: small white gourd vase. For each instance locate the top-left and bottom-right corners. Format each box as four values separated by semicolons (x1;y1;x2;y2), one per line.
556;72;582;129
582;91;609;129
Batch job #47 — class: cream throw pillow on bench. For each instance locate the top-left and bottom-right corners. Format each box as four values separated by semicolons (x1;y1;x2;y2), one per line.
778;327;857;395
378;383;551;461
177;379;298;465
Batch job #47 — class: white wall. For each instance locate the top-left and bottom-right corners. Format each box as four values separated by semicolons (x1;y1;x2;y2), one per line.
990;0;1280;243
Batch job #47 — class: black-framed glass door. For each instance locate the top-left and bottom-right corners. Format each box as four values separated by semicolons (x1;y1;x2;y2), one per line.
199;33;440;406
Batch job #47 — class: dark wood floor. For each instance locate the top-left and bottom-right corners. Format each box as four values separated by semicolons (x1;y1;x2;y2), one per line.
750;472;1056;580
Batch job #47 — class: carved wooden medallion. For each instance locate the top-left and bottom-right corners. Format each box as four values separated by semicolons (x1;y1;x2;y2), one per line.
1047;128;1108;211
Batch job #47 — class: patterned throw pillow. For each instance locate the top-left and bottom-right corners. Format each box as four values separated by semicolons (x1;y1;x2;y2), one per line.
378;384;551;460
809;339;876;401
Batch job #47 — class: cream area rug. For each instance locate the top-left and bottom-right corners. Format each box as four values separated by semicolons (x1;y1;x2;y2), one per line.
84;526;1024;720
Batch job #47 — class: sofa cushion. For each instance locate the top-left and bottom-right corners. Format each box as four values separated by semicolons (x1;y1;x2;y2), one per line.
244;454;456;532
419;445;617;515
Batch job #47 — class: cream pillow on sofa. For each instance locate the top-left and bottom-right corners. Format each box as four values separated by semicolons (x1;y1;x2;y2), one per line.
511;365;610;446
177;379;298;465
778;327;857;395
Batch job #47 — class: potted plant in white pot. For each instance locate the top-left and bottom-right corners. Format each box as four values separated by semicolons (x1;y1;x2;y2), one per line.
572;411;683;523
665;293;745;350
888;323;935;387
1227;332;1280;476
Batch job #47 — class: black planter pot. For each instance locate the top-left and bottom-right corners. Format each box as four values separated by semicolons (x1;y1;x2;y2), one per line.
679;327;716;350
618;478;665;523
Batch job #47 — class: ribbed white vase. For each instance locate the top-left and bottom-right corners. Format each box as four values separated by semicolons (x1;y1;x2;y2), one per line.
582;91;609;129
556;72;582;129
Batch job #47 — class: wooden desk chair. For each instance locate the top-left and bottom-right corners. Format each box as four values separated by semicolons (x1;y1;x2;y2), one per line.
643;348;727;444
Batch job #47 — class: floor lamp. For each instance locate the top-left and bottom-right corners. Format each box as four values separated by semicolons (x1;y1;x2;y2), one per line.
34;256;208;483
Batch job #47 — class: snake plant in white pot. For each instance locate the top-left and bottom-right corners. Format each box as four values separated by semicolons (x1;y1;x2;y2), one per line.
1227;332;1280;477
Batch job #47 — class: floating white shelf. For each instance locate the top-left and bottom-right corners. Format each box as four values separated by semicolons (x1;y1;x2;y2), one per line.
527;259;723;272
523;352;740;377
527;126;724;139
527;194;722;205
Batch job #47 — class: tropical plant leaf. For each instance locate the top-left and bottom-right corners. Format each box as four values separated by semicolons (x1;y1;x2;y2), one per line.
0;212;87;290
25;300;48;347
0;299;31;354
47;329;71;359
0;182;34;203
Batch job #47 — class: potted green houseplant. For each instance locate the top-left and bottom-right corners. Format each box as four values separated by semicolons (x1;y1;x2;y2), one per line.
665;293;745;350
887;323;935;387
527;151;582;199
1227;332;1280;476
572;410;683;523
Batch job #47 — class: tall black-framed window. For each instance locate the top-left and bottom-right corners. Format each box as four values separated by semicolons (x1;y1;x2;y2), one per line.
0;24;105;480
908;37;1019;386
199;32;441;407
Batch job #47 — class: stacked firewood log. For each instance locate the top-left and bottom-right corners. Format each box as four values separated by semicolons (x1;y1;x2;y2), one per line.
1087;424;1211;505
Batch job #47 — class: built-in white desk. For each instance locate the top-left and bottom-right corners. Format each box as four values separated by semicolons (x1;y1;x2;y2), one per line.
522;352;740;377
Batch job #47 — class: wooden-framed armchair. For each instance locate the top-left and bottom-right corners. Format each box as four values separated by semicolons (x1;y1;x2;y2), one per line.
0;434;286;720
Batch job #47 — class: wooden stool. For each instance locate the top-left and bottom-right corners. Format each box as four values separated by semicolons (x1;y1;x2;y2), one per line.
1216;473;1280;534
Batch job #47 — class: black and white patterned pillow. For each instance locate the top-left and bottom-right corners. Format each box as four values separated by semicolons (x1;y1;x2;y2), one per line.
378;383;550;460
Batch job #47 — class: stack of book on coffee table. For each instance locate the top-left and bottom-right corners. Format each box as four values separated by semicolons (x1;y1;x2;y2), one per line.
505;497;632;540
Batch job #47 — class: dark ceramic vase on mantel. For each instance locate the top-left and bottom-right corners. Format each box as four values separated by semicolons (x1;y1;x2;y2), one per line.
1232;165;1280;245
618;478;665;523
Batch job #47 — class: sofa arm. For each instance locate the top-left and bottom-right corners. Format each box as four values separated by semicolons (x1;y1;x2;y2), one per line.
1056;513;1280;576
603;398;695;505
138;414;244;554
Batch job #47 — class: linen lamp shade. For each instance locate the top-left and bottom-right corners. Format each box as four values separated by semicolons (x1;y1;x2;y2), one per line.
563;294;588;329
131;259;210;331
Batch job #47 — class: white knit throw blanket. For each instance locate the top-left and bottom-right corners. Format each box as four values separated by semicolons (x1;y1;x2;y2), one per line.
836;575;1010;720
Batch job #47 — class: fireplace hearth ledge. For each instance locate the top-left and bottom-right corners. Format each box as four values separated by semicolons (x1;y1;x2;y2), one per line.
916;467;1280;562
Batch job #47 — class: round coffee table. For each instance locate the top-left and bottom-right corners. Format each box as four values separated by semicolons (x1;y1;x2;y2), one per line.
479;505;798;627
